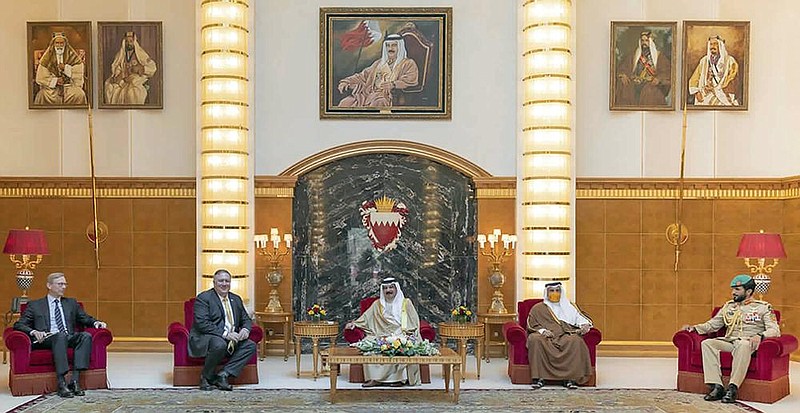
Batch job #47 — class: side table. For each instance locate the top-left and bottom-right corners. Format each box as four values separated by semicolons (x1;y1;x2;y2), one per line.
2;311;21;364
254;311;293;361
477;312;517;362
439;321;484;381
293;321;339;380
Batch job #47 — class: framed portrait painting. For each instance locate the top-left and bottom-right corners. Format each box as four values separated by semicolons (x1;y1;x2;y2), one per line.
682;21;750;111
320;7;452;119
27;21;92;109
609;21;676;111
98;21;163;109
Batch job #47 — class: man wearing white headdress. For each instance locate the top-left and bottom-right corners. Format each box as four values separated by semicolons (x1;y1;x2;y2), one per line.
104;31;157;105
614;30;672;107
345;276;421;387
688;35;740;106
337;33;419;107
35;32;87;105
526;282;593;390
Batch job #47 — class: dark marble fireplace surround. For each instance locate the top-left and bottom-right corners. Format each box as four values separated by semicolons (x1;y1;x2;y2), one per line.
292;153;477;340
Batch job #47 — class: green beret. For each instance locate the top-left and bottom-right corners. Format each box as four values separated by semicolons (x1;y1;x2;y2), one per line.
730;274;753;287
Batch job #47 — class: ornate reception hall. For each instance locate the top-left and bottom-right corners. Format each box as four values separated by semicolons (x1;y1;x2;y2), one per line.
1;0;799;412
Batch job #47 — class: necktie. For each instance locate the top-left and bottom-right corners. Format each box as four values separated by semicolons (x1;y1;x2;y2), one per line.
53;299;67;335
223;297;236;354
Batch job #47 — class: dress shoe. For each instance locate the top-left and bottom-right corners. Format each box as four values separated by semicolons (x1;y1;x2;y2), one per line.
215;372;233;391
703;383;725;401
57;384;75;398
199;375;215;391
563;380;579;390
387;381;405;387
361;380;380;388
721;384;738;403
67;381;85;396
531;378;545;389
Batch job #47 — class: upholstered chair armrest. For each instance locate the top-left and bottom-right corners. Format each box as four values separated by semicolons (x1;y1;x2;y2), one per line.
503;322;527;346
343;326;366;344
84;327;113;369
672;330;705;353
168;322;190;365
758;335;799;359
583;328;602;346
248;325;264;344
4;329;32;373
420;320;435;342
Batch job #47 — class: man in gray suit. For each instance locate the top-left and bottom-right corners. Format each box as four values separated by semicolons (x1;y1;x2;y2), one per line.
14;272;107;398
189;268;256;391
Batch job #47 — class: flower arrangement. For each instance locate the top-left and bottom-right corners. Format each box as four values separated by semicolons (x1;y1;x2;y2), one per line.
306;304;327;321
351;334;440;357
451;305;473;323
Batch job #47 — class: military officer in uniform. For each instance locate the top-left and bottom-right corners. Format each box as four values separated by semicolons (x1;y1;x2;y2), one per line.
681;274;780;403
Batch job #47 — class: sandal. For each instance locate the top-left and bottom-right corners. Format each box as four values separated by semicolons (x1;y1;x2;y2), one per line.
361;380;380;388
531;378;545;389
563;380;578;389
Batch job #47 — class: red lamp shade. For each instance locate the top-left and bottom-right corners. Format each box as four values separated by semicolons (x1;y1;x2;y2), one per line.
2;229;49;255
736;232;787;259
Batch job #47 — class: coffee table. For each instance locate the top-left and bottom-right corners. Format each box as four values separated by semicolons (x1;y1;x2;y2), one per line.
327;346;463;403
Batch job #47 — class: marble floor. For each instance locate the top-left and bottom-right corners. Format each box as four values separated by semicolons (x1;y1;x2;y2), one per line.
1;352;799;412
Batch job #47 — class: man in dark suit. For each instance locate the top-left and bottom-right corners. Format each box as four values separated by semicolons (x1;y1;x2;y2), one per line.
189;268;256;391
14;272;107;398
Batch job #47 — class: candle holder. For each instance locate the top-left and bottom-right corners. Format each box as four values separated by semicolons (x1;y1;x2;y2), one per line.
255;228;293;313
477;229;516;314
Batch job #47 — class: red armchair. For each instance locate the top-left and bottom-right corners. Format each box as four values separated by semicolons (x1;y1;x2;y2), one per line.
167;298;263;386
503;299;602;385
343;296;436;383
673;306;798;403
3;302;113;396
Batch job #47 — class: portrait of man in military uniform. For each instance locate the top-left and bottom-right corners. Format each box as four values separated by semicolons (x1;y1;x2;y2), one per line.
681;274;780;404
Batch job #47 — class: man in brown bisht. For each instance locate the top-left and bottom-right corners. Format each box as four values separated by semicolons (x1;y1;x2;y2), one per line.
526;282;593;389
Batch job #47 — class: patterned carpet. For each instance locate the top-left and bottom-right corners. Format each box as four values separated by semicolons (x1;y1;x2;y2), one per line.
9;388;762;413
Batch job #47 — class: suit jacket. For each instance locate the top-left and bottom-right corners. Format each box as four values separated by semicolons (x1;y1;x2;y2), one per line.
14;296;97;336
188;289;252;358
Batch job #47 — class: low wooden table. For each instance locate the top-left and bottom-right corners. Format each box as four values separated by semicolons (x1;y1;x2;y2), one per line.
254;311;293;361
439;322;484;381
477;312;517;362
327;346;463;404
293;321;339;380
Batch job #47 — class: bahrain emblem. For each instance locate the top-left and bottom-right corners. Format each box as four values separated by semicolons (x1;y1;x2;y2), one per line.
360;195;409;252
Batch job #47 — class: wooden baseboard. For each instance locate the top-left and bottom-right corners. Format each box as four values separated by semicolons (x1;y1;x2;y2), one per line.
597;341;677;358
109;337;171;352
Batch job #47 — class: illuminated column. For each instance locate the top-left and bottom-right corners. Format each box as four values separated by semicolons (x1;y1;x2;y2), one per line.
518;0;574;299
199;0;252;304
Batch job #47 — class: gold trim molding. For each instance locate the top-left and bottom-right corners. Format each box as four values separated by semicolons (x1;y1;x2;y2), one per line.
577;177;800;200
474;177;515;199
254;176;297;198
279;140;491;179
0;178;195;198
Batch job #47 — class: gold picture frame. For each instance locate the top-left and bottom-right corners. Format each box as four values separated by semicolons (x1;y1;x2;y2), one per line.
27;21;92;109
98;21;163;109
609;21;677;111
320;7;452;119
681;20;750;110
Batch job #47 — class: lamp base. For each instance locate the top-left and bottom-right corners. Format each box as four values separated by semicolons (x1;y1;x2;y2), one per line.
753;273;771;300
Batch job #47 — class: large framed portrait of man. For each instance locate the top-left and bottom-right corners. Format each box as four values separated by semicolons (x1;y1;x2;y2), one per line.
682;21;750;111
98;21;163;109
609;21;676;111
320;7;452;119
27;21;92;109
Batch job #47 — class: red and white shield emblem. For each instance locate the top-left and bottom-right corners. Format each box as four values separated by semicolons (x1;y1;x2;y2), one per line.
360;195;408;251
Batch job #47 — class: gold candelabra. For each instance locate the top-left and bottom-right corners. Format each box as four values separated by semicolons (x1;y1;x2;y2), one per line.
255;228;293;313
477;229;516;314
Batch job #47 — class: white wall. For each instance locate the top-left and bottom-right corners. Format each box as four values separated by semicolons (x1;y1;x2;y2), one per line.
254;0;518;176
0;0;195;177
576;0;800;178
